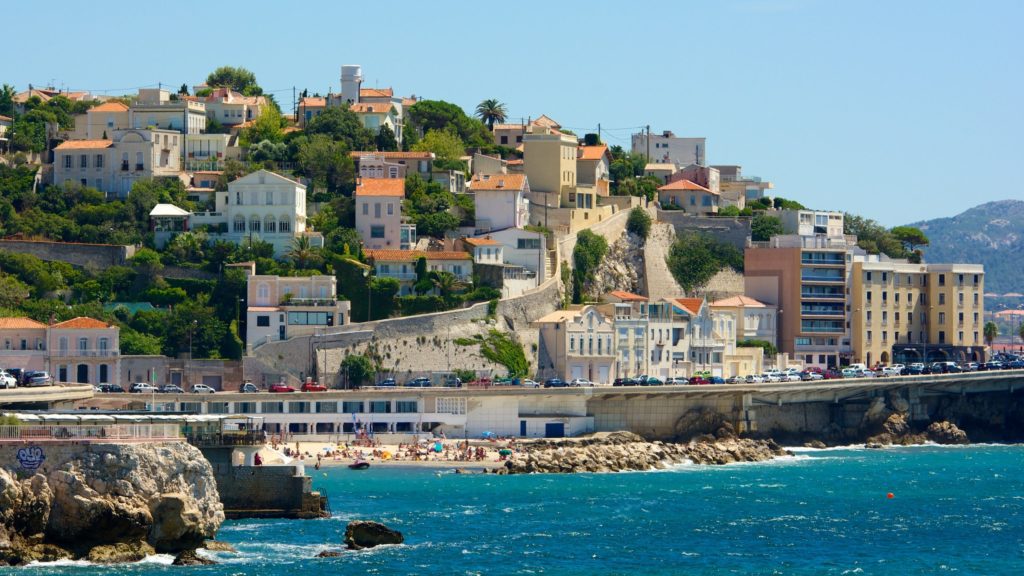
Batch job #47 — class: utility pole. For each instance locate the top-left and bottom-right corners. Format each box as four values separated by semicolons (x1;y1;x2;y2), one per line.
292;86;296;118
646;124;651;161
598;123;601;142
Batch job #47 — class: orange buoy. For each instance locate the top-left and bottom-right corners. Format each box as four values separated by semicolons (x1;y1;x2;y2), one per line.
887;492;894;499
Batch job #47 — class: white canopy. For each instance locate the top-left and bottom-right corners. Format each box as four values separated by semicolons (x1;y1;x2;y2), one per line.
149;203;191;217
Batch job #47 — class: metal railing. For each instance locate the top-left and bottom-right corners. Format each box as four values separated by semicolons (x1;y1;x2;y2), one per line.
52;349;120;358
0;424;182;443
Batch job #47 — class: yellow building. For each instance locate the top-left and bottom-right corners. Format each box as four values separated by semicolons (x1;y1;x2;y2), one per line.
522;124;577;207
851;260;985;366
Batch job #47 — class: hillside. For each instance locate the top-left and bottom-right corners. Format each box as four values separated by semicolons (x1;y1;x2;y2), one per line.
909;200;1024;294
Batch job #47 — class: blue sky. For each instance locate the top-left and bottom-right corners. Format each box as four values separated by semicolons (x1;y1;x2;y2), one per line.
7;0;1022;226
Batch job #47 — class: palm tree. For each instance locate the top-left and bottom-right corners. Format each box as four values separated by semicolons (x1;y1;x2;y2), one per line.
984;321;999;348
475;99;508;131
431;271;467;305
288;235;322;270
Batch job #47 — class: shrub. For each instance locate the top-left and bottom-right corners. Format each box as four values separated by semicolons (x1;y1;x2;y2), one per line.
626;207;652;240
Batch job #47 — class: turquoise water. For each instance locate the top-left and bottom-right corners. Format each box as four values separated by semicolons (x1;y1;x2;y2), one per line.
9;445;1024;575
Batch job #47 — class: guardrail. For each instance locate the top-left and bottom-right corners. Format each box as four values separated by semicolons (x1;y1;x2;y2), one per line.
0;424;182;443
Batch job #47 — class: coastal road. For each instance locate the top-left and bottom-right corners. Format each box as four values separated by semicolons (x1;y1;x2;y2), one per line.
0;385;95;407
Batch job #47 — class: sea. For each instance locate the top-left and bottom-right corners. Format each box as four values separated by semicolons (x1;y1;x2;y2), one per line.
8;444;1024;575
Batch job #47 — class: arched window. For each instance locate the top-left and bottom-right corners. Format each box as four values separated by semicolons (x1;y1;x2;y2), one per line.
279;217;291;233
264;215;276;233
249;216;261;232
233;215;246;232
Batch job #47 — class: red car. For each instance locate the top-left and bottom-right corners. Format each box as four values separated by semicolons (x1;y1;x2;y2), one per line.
269;383;296;393
301;381;327;392
688;376;710;385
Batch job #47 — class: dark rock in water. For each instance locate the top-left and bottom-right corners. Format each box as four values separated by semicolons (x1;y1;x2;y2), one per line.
865;442;884;449
317;550;343;557
86;541;155;564
926;421;969;445
803;440;827;449
0;538;74;566
172;549;217;566
344;521;404;550
203;539;237;553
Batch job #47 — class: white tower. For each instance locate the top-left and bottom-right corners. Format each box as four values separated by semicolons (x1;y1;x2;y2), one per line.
340;65;363;105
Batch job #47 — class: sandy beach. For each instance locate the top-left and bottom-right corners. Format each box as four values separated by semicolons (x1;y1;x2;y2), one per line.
255;439;513;470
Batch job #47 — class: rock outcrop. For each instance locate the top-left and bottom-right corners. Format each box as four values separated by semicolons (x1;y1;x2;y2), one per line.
494;431;791;474
926;421;969;444
0;442;223;566
172;549;217;566
584;231;644;299
344;521;404;550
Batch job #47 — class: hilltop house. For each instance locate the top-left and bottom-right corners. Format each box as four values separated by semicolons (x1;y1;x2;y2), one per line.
354;178;416;250
52;128;182;199
468;173;530;233
0;316;120;386
365;250;473;296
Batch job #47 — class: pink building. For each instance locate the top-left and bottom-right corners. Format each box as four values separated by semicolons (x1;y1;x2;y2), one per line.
0;316;120;385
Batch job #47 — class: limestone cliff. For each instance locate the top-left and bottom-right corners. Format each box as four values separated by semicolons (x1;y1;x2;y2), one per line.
0;442;223;565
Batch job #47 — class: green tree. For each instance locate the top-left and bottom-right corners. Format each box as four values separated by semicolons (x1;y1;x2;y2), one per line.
984;321;999;348
241;106;283;145
474;99;508;130
626;207;652;239
412;129;465;162
718;205;741;217
375;125;398;151
583;133;602;146
0;84;14;117
305;106;375;150
296;134;356;194
666;231;743;294
205;66;261;94
288;235;323;269
178;83;189;96
407;100;491;147
119;328;163;355
0;274;30;309
431;271;468;306
572;230;608;303
891;226;930;252
751;214;784;242
164;294;226;358
737;339;778;357
340;354;375;388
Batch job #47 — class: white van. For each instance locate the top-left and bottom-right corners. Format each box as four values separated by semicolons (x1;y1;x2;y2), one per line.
849;363;867;372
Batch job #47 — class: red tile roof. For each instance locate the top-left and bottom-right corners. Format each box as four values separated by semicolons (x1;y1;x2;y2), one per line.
360;87;394;99
299;96;327;108
578;144;609;161
658;179;714;193
0;317;46;330
366;250;471;262
607;290;648;302
463;237;501;247
90;102;129;113
711;295;767;308
355;178;405;197
51;317;113;329
674;298;705;316
468;173;526;192
350;103;395;115
54;139;113;150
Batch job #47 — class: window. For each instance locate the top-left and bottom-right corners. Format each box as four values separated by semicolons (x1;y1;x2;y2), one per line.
256;316;270;327
396;401;418;413
95;154;104;169
266;190;274;205
500;135;508;144
370;225;385;239
689;195;696;206
370;401;390;414
866;272;872;282
374;203;381;218
882;291;887;302
64;155;72;168
261;402;283;414
288;402;311;414
208;402;230;414
362;203;368;215
866;291;872;302
939;331;946;344
318;402;338;413
938;312;945;324
938;293;945;305
387;203;394;215
233;216;246;232
249;217;260;232
80;154;87;168
78;337;88;352
264;216;276;233
236;402;256;414
279;218;290;232
517;238;541;250
342;401;364;413
938;274;946;286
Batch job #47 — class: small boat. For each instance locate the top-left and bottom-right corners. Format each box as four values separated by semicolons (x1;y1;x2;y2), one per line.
348;460;371;470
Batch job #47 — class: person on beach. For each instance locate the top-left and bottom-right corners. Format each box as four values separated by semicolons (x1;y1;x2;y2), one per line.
254;453;263;466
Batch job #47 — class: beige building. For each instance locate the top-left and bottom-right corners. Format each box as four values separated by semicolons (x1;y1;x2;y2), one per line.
202;88;266;127
657;179;719;215
535;306;617;384
712;165;773;208
0;316;120;385
53;128;182;199
244;267;350;350
297;96;327;127
710;295;777;346
350;151;434;180
365;250;473;297
349;102;401;145
67;101;130;140
576;144;610;195
354;178;414;250
523;124;577;207
644;163;677;185
851;259;985;366
131;89;207;134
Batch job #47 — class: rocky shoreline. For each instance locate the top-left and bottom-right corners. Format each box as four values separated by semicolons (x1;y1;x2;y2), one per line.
494;430;791;474
0;442;224;566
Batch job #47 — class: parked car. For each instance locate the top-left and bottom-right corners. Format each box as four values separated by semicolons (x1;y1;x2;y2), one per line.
543;378;568;388
191;384;216;394
1007;360;1024;370
725;376;744;384
841;368;860;378
932;362;961;373
444;376;463;388
823;369;844;380
645;377;665;386
158;384;185;394
240;382;260;393
301;381;328;392
708;376;726;385
664;377;687;385
377;378;397;387
519;379;540;388
0;370;16;389
24;371;52;387
762;372;782;383
880;367;902;377
269;383;296;393
800;371;824;381
688;376;709;385
613;377;638;387
7;368;24;386
129;382;158;393
569;378;593;387
405;377;432;388
745;374;765;383
98;383;125;393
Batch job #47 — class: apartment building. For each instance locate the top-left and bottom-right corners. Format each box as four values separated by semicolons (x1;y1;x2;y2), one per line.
130;88;207;134
354;178;415;250
523;124;577;207
851;259;985;366
710;295;778;346
0;316;120;385
534;306;616;384
244;269;350;350
365;250;473;296
53;128;182;199
202;88;266;127
631;130;706;167
468;173;530;232
712;165;773;208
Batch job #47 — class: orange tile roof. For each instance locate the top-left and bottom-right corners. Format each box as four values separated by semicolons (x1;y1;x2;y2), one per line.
299;96;326;108
51;317;113;329
578;144;609;161
350;103;394;115
350;151;434;160
532;115;561;129
674;298;705;316
658;179;714;193
360;87;394;99
506;159;524;166
54;139;113;150
463;237;501;247
366;250;472;262
401;98;417;107
711;295;767;308
607;290;648;302
468;173;526;192
90;102;129;113
355;178;405;197
0;317;46;330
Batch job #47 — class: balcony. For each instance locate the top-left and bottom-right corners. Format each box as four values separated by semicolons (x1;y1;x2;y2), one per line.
53;349;120;358
380;272;417;281
801;255;845;266
135;163;145;171
281;297;337;307
800;306;844;317
801;274;845;284
121;162;129;171
801;291;845;300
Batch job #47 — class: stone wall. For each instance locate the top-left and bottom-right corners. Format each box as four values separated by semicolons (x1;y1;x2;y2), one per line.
120;356;243;391
204;460;322;519
656;211;752;251
0;239;135;269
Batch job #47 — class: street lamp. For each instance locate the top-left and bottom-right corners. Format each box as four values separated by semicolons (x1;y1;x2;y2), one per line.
188;319;197;389
363;268;372;323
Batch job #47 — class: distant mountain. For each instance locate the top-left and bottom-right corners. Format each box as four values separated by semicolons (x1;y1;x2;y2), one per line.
908;200;1024;295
